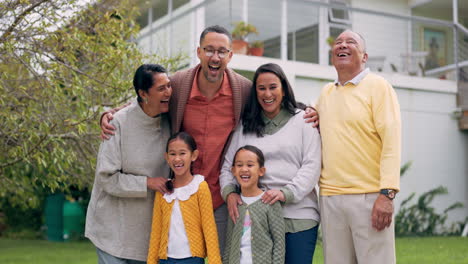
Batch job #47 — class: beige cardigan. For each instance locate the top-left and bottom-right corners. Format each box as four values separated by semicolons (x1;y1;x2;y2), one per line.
85;99;170;261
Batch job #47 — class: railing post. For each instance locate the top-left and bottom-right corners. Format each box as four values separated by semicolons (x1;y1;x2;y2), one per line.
453;0;459;83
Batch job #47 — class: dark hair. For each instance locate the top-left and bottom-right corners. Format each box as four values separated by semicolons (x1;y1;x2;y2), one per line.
242;63;298;137
165;132;198;191
133;64;167;102
199;25;232;46
232;145;265;168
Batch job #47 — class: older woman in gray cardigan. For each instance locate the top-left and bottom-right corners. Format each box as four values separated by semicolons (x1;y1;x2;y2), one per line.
220;63;321;264
85;64;172;264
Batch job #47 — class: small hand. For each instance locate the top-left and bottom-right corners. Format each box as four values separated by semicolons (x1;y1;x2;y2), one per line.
303;107;319;128
100;112;116;140
371;194;394;231
261;189;285;205
147;177;170;194
227;193;242;224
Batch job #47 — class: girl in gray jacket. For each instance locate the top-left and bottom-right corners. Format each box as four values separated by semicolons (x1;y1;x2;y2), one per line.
223;145;285;264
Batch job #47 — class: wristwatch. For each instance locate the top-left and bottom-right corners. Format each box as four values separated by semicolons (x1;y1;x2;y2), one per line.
380;189;396;200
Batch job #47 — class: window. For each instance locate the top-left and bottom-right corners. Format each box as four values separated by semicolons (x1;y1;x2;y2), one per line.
328;0;351;25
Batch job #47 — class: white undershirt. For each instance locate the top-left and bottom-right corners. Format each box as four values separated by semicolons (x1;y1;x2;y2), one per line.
239;193;263;264
165;175;204;259
167;200;191;258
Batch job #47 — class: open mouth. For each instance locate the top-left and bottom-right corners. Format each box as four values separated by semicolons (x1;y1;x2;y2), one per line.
263;99;275;104
208;65;220;72
240;175;251;182
160;99;169;104
337;52;349;57
173;164;184;169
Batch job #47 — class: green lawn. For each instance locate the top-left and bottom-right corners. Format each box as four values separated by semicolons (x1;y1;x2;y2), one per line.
0;237;467;263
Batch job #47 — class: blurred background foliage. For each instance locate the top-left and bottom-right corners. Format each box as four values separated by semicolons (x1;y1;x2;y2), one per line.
0;0;184;235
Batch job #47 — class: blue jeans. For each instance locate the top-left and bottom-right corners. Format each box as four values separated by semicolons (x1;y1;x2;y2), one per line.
285;225;319;264
96;247;146;264
158;257;204;264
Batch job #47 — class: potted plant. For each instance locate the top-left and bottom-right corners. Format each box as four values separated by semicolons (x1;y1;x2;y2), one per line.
231;21;258;55
248;40;264;56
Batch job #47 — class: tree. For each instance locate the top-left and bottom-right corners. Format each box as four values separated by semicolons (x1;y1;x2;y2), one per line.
0;0;181;208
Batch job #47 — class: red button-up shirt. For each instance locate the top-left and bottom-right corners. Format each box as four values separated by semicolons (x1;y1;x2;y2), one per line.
182;70;235;209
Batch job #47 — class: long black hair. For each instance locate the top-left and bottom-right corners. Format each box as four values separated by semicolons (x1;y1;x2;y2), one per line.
242;63;298;137
165;132;198;191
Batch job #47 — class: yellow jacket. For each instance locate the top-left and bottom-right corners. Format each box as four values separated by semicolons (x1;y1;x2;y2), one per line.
147;179;221;264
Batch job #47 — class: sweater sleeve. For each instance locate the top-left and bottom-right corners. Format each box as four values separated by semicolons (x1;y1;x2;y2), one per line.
269;202;286;264
198;182;222;264
371;79;401;191
147;193;163;264
282;120;322;203
95;119;148;198
220;124;243;200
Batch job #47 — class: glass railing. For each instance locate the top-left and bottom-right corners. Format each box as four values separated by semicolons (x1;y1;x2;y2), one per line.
136;0;466;80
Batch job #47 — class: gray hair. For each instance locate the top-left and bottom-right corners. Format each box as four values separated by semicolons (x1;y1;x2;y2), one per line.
341;29;367;52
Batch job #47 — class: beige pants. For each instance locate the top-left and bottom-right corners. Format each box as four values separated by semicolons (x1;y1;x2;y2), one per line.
320;193;396;264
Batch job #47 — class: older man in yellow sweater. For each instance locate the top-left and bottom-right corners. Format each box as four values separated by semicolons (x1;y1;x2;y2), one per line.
316;30;401;264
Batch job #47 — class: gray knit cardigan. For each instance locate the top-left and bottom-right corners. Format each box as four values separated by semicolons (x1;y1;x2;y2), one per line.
223;200;285;264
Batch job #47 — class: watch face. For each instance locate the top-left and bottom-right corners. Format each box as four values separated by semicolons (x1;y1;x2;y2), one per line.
388;191;395;199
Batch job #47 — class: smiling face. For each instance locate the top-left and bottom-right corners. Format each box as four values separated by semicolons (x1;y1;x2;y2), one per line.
165;139;199;178
332;30;368;75
231;149;265;193
139;73;172;115
197;32;233;83
256;72;285;119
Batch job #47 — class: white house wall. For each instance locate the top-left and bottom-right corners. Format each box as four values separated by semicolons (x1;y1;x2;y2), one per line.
351;0;411;73
397;88;468;224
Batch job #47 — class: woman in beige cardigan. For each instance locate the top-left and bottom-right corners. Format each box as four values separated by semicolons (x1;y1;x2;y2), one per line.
85;64;172;264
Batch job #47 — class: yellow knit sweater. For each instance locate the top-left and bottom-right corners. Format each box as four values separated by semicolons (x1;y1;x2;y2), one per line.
147;180;221;264
316;72;401;195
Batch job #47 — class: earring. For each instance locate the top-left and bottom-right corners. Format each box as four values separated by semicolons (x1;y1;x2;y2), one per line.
144;97;148;104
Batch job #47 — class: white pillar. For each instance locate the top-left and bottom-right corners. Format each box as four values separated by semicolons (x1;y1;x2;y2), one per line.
453;0;458;24
168;0;173;57
281;0;287;61
318;5;330;65
191;0;205;66
242;0;248;23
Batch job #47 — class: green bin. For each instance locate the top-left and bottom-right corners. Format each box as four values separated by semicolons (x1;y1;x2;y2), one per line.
63;200;85;241
44;193;64;241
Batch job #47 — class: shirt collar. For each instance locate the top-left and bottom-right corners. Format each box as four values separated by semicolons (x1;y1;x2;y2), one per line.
334;68;370;86
190;67;231;99
261;107;291;127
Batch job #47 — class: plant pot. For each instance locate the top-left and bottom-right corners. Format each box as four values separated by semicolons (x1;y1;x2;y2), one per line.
248;47;264;56
232;39;248;55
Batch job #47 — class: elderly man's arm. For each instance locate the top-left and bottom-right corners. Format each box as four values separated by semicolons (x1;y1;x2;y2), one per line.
370;80;401;231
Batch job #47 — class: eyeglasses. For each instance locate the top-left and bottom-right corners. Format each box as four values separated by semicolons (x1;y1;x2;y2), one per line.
202;47;231;58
